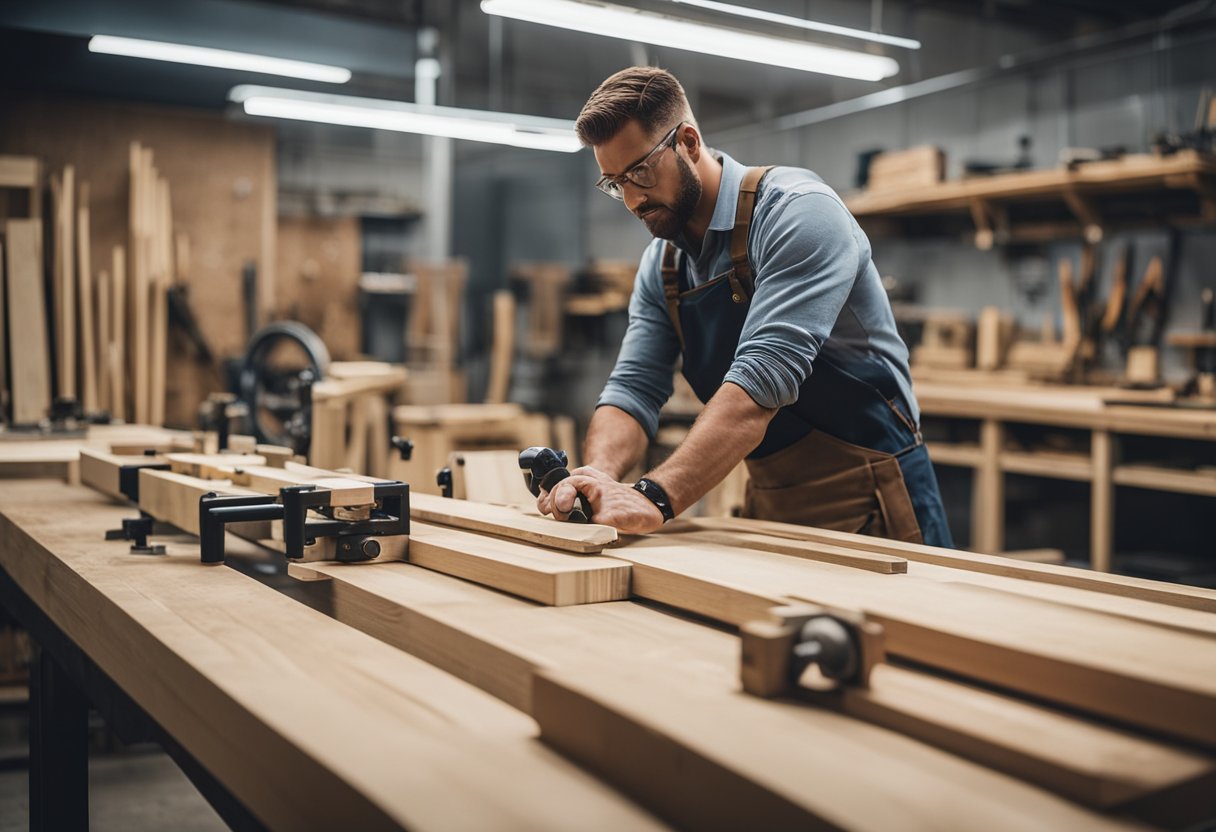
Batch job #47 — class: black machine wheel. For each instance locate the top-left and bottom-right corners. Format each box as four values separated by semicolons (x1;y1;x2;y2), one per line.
238;321;331;450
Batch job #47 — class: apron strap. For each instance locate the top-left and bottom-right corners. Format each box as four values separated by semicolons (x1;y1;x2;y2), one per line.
727;165;774;303
661;242;686;349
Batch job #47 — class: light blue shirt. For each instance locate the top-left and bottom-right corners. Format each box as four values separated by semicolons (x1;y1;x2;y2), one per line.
597;151;917;439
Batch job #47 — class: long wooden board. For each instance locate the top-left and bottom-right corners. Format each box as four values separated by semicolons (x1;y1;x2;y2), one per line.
290;560;1209;821
667;527;907;574
5;219;51;424
410;491;617;554
679;515;1216;612
137;467;266;536
408;521;630;606
77;182;97;413
907;561;1216;638
533;665;1141;832
612;540;1216;748
0;482;667;831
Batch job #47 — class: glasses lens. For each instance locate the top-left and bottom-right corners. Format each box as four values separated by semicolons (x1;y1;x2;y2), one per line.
627;164;658;188
596;178;624;200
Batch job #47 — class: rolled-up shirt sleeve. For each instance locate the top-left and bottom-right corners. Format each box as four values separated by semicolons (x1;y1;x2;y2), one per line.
595;243;681;438
723;192;863;409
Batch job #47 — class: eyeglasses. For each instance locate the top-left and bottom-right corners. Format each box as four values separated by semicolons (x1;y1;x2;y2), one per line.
594;122;683;200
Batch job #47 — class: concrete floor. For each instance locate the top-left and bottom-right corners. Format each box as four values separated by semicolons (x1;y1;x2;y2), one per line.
0;749;228;831
0;701;227;832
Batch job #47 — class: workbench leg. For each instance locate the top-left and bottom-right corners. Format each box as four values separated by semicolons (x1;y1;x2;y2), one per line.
29;645;89;831
975;419;1005;554
1091;429;1114;572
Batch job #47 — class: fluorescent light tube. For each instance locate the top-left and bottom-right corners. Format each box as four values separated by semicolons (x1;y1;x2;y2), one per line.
229;86;581;152
480;0;899;81
89;35;352;84
668;0;921;50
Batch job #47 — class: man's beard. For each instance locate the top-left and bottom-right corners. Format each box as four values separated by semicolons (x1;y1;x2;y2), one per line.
636;154;701;240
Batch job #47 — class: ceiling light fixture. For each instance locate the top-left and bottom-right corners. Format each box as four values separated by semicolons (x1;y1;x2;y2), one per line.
480;0;899;81
229;86;581;152
667;0;921;50
89;35;352;84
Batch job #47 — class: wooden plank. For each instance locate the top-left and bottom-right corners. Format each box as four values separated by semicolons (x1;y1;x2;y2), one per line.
836;663;1216;815
485;289;514;404
1091;429;1114;572
96;269;110;414
138;468;269;536
130;144;149;425
449;449;536;504
408;521;629;606
76;182;97;414
533;665;1141;832
663;527;907;574
679;515;1216;613
77;447;164;502
165;452;267;480
0;155;38;189
611;540;1216;748
5;219;51;424
409;492;616;554
59;166;76;400
293;560;1208;822
0;240;6;414
149;178;170;426
0;482;667;831
109;246;126;422
907;561;1216;638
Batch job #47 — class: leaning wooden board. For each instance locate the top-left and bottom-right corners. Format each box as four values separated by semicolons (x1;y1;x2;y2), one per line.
291;560;1199;825
0;481;665;831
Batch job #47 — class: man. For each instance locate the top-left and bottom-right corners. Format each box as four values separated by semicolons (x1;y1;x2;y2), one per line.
538;66;952;548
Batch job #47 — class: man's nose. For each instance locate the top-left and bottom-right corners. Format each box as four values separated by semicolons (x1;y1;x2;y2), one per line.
622;183;647;213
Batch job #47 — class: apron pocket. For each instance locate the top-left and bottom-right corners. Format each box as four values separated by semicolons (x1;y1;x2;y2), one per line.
745;470;880;533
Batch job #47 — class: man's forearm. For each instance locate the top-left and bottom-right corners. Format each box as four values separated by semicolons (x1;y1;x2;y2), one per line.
647;382;776;515
582;405;651;480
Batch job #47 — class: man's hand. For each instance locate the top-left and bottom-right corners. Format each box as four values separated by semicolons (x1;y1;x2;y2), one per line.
537;466;665;534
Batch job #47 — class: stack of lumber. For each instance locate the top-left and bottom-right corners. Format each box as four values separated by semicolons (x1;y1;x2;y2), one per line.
866;145;946;193
52;454;1216;829
0;147;178;427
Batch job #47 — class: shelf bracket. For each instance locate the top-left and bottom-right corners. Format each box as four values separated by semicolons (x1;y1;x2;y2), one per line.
1062;186;1103;243
968;198;1008;250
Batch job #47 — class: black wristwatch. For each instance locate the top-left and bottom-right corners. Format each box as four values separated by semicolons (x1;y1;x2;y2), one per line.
633;477;675;522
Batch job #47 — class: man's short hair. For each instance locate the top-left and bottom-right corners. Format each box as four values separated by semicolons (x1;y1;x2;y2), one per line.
575;66;695;146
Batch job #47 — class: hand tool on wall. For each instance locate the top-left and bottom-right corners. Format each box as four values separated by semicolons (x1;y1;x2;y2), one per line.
519;446;590;523
740;604;885;698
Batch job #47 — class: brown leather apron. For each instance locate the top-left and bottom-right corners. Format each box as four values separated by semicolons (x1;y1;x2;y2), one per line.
662;164;925;544
743;428;924;543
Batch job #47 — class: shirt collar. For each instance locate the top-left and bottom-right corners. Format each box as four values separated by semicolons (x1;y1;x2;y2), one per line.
707;151;744;233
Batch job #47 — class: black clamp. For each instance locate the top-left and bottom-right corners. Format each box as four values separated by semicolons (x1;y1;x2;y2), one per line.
197;481;410;565
105;514;166;555
391;436;415;461
518;446;590;523
436;468;453;498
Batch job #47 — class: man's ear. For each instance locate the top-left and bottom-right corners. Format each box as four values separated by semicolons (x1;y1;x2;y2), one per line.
681;124;702;162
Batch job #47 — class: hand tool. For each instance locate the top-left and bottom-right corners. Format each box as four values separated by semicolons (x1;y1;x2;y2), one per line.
518;446;591;523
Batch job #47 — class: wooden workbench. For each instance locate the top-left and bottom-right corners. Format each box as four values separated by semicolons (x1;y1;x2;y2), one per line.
915;378;1216;570
8;469;1216;829
0;481;665;831
0;424;190;482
